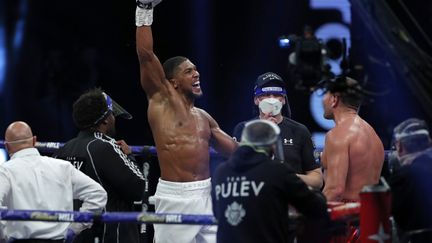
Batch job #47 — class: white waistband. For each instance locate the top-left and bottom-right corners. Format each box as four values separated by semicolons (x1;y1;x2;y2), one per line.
155;178;212;197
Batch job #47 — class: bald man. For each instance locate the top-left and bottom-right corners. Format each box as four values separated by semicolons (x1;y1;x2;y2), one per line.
4;122;35;153
320;77;384;202
0;121;107;242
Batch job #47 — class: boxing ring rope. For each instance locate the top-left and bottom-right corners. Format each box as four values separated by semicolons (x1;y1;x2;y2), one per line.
0;202;359;224
0;140;159;156
0;140;222;158
0;206;366;243
0;209;217;225
0;205;366;242
328;202;360;221
0;140;392;160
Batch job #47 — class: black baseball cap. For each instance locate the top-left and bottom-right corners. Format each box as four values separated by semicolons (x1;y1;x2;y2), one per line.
254;72;287;97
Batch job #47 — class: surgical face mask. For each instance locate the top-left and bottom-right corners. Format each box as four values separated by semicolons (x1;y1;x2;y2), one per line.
258;98;282;116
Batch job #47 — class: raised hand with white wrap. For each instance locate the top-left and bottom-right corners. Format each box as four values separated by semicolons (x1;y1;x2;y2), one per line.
135;0;162;26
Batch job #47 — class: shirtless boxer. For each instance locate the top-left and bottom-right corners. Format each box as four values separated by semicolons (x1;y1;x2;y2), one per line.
320;76;384;202
134;1;238;242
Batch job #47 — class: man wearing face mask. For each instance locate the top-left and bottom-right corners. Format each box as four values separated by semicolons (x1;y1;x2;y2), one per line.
233;72;323;190
388;118;432;242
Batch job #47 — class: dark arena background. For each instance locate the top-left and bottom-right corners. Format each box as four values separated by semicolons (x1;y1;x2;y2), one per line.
1;0;432;242
1;0;432;160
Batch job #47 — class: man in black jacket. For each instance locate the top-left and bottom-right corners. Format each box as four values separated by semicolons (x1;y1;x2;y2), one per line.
55;88;145;243
212;119;329;243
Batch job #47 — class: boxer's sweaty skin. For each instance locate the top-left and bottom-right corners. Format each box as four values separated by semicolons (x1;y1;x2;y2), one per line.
136;25;238;182
321;91;384;201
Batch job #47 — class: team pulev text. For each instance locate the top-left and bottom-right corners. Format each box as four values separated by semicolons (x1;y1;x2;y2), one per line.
214;177;264;200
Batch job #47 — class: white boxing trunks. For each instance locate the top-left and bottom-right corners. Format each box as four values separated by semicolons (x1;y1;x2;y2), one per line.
151;178;216;243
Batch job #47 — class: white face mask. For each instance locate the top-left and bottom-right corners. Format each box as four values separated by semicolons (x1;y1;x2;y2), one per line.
258;98;282;116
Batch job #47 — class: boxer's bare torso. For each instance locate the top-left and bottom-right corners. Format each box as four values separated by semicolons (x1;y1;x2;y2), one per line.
136;26;237;182
322;114;384;201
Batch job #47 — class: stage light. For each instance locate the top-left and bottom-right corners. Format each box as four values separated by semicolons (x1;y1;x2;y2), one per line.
278;36;291;48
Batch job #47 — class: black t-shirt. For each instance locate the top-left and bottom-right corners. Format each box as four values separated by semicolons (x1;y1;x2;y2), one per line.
211;146;329;243
233;117;320;173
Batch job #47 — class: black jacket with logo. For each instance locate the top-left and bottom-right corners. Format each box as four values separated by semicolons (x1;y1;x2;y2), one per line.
211;146;329;243
55;130;145;243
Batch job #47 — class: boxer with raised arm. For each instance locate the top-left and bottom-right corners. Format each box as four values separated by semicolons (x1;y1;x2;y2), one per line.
135;1;238;242
320;76;384;202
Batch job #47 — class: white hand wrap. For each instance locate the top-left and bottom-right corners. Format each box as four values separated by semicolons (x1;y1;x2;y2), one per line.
135;0;161;26
136;6;154;26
